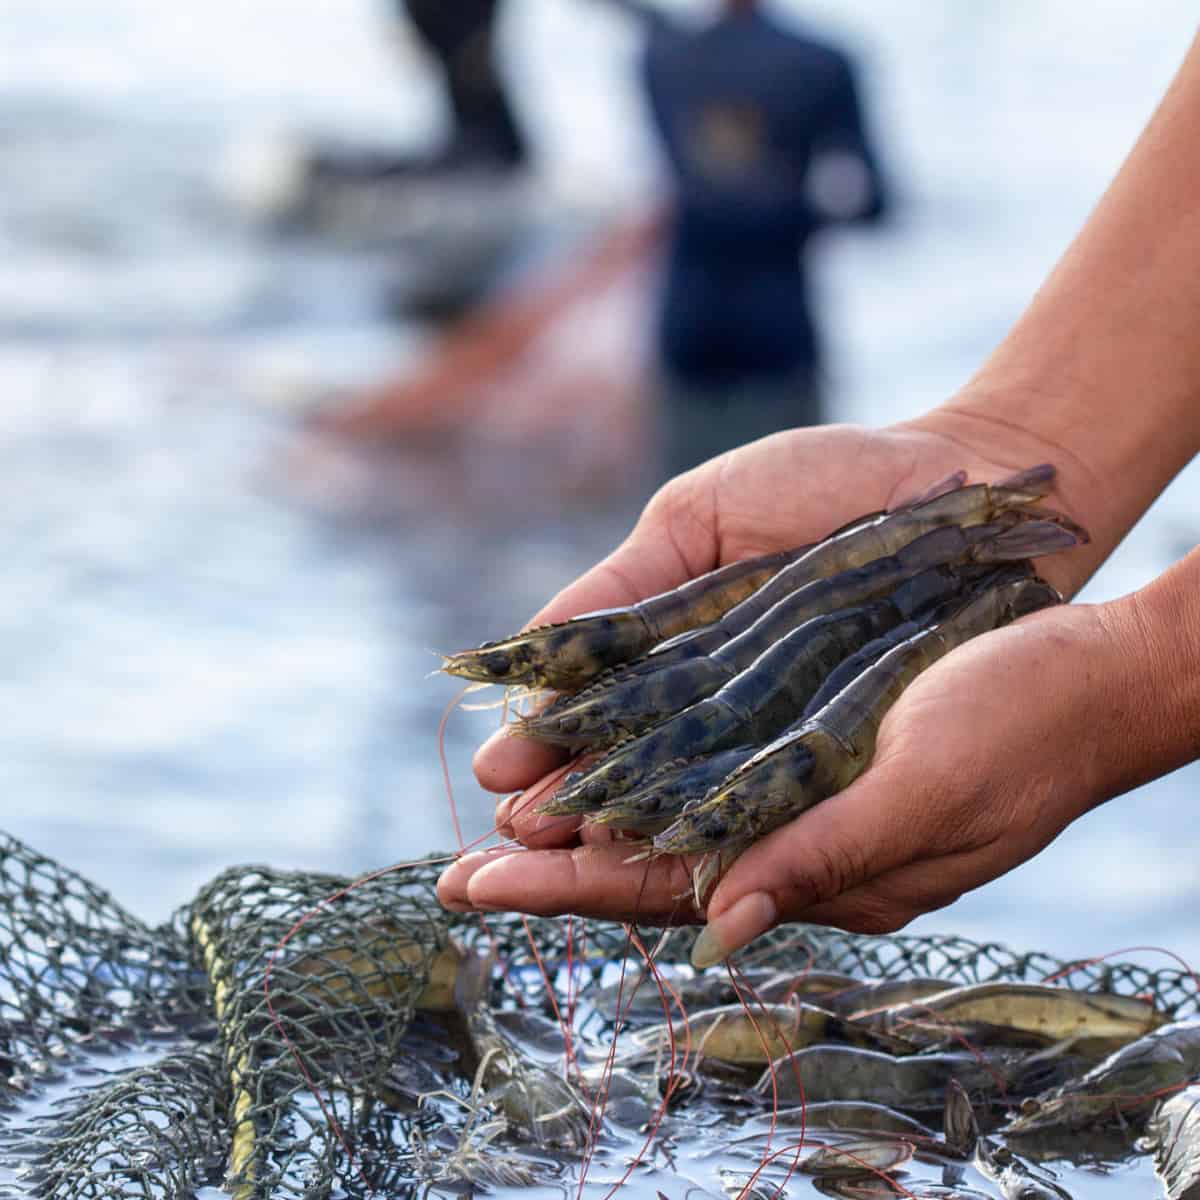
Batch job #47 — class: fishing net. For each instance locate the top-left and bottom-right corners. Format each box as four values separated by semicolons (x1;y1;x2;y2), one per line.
0;829;1196;1198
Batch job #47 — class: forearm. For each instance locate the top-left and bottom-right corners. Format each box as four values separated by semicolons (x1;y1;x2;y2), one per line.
924;33;1200;554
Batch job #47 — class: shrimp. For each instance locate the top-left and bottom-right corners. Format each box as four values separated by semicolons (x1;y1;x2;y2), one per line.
813;977;956;1017
588;961;804;1021
755;1044;1046;1112
944;1081;1075;1200
531;513;1078;761
629;999;915;1065
1003;1019;1200;1136
730;1101;936;1140
864;981;1166;1051
278;926;467;1015
652;568;1064;857
453;948;593;1150
439;467;1043;692
439;546;812;693
795;1140;915;1179
587;748;757;834
1147;1083;1200;1199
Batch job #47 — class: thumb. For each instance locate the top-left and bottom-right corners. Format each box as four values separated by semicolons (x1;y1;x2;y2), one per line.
524;467;727;630
690;763;921;967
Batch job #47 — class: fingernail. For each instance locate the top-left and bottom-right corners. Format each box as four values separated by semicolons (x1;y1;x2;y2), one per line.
691;891;778;969
495;794;515;827
455;849;504;871
533;810;577;834
466;855;523;910
439;899;476;913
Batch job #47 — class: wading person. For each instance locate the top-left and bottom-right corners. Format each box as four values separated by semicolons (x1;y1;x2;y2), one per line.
599;0;889;475
398;0;527;172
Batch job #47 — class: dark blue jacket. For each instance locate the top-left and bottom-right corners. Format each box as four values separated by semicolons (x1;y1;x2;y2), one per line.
636;7;888;384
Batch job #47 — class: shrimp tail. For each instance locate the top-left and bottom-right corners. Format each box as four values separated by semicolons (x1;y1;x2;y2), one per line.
973;518;1085;561
1009;504;1092;545
943;1079;981;1158
453;948;495;1017
992;462;1056;500
891;469;968;510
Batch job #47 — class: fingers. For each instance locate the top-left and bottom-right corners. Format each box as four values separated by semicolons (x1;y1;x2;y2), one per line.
692;756;938;966
437;843;704;923
692;892;779;968
473;727;569;794
524;531;705;632
712;765;923;913
493;763;629;850
523;465;728;634
779;856;972;935
500;763;586;849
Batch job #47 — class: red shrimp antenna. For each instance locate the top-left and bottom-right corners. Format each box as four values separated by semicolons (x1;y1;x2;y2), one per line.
1040;942;1200;1008
726;960;806;1200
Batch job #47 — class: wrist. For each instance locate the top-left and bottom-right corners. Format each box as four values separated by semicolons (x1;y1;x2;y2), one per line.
1100;549;1200;789
887;400;1110;597
929;568;1197;828
950;368;1198;529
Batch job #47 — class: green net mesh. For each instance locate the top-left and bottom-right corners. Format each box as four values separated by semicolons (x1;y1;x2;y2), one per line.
6;1048;228;1199
0;830;1195;1198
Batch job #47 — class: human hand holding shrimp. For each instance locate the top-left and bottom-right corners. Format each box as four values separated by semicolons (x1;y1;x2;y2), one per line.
437;419;1199;960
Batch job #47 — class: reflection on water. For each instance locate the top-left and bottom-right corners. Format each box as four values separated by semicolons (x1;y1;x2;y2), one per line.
3;0;1200;984
0;354;640;920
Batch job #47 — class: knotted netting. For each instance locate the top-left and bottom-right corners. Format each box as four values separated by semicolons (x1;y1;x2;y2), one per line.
0;830;1196;1198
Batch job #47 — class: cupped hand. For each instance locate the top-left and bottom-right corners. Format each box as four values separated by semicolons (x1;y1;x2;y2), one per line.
437;411;1127;955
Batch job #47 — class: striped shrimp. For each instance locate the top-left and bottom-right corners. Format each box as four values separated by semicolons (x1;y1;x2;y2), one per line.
587;747;758;835
651;568;1064;858
539;518;1077;812
439;470;1012;694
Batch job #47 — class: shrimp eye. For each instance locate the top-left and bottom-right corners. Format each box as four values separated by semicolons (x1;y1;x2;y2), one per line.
483;652;512;677
705;818;727;840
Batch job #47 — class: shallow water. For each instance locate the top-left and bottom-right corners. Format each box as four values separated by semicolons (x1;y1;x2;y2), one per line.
3;3;1200;1194
0;971;1177;1200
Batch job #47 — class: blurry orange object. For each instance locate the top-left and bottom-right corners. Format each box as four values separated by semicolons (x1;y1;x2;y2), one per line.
321;214;661;490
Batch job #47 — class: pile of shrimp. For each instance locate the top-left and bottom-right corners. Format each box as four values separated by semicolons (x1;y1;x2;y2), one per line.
442;465;1089;903
304;911;1200;1198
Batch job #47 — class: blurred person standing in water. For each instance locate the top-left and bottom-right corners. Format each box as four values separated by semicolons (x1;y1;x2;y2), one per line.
309;0;527;182
599;0;891;475
397;0;527;172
